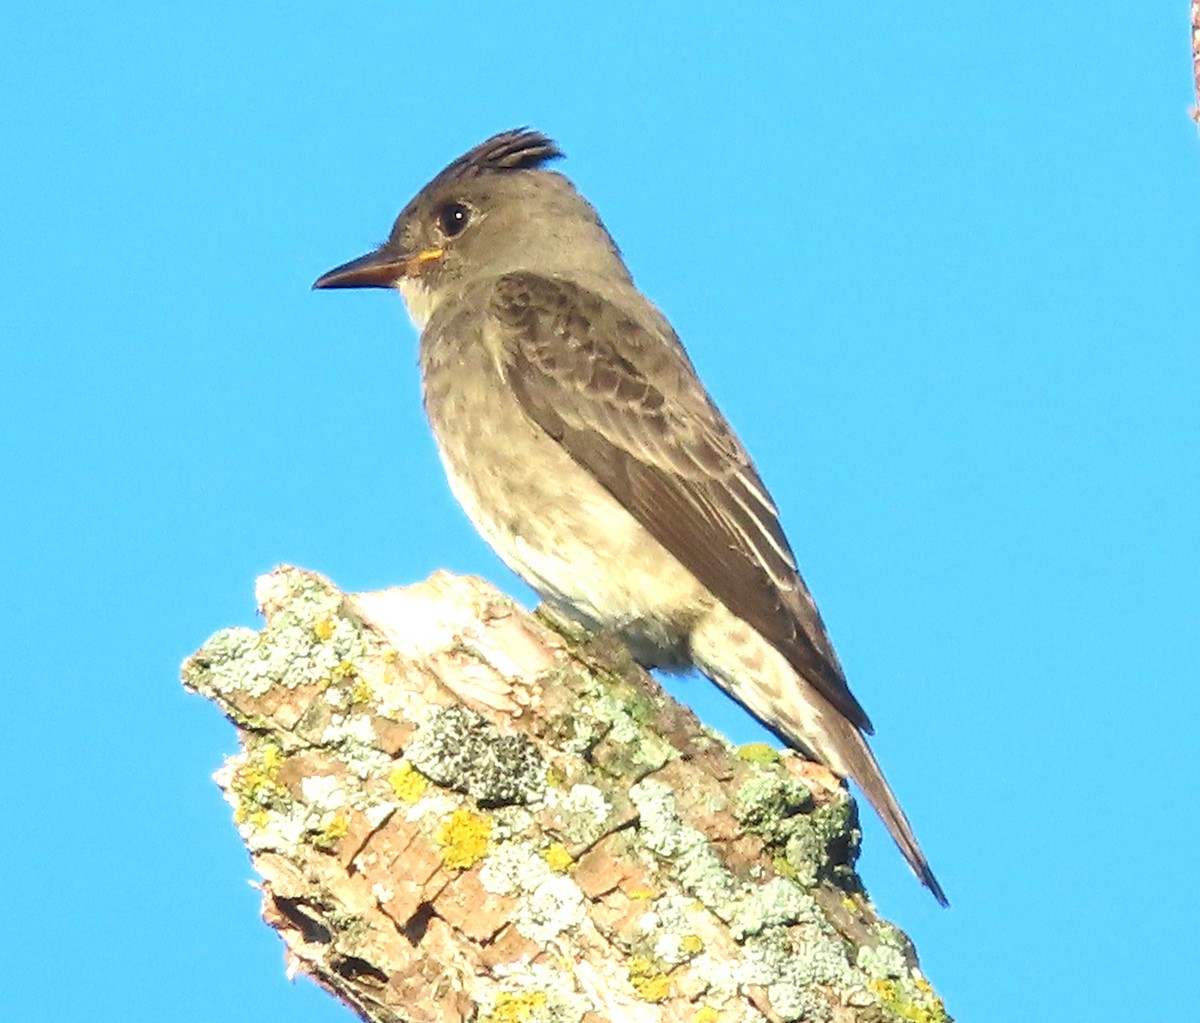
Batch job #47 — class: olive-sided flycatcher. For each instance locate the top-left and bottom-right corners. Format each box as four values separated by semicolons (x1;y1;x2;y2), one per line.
314;129;946;904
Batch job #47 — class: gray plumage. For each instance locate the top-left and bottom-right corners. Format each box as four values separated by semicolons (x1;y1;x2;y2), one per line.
314;128;946;905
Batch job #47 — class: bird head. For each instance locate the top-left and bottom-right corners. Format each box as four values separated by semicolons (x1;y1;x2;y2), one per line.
313;128;628;329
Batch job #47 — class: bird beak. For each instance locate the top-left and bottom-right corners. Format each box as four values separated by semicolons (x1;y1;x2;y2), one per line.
312;246;445;290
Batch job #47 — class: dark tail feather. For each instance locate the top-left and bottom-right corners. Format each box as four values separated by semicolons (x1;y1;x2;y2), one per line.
835;718;948;906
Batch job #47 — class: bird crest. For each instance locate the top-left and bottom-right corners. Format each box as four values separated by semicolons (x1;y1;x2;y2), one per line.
432;128;564;186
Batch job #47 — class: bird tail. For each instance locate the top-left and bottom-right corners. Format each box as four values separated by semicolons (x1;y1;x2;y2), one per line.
822;711;948;906
690;607;947;905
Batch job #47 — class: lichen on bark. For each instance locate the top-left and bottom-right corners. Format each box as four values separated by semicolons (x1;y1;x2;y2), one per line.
182;565;950;1023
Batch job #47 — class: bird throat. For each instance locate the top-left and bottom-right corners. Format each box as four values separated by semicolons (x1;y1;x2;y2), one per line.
396;276;440;332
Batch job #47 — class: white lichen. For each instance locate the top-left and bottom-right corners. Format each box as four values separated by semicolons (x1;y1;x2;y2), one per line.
300;775;347;812
542;783;612;847
514;873;586;944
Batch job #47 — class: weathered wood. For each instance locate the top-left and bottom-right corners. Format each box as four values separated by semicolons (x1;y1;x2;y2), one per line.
182;566;949;1023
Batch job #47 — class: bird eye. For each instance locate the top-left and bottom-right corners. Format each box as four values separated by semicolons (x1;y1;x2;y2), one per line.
438;202;471;237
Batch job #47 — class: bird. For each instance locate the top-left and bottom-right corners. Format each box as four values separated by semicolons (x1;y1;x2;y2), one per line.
313;128;946;905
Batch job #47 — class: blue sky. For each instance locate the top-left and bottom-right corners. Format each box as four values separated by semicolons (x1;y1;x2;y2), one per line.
2;4;1196;1020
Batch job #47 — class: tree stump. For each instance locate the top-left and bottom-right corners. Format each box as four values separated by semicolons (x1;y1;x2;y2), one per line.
181;565;949;1023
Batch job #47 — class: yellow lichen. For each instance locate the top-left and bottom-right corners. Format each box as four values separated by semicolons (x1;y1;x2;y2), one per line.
235;748;281;791
493;990;547;1023
239;809;272;830
260;745;283;774
313;616;336;640
772;855;799;880
694;1008;720;1023
388;761;429;804
627;886;658;900
869;978;948;1023
435;807;492;869
736;742;781;764
631;972;671;1001
629;956;671;1002
231;744;288;821
680;933;704;956
871;980;899;1003
480;989;547;1023
312;813;349;850
350;676;373;703
542;843;574;873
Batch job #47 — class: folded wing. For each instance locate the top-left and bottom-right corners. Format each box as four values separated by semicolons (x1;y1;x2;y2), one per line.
487;271;873;734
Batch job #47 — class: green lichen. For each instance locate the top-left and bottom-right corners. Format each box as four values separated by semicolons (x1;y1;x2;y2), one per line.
741;929;849;1021
734;765;860;888
541;656;676;779
628;778;864;1020
636;893;707;966
856;932;909;979
729;876;818;940
314;707;391;779
735;768;813;844
185;572;372;699
856;934;947;1023
772;855;800;881
542;782;612;847
487;805;537;844
773;990;832;1023
807;797;857;851
630;779;738;911
585;679;676;779
478;840;549;895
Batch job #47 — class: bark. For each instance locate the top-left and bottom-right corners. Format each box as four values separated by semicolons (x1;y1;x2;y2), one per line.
1193;1;1200;123
181;566;950;1023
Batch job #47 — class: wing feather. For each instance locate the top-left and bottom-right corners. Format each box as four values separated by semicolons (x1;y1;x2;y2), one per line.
488;271;872;733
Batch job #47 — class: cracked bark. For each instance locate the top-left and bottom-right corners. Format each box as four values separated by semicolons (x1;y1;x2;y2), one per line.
182;566;950;1023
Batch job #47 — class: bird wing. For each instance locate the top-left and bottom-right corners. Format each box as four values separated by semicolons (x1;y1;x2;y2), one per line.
486;271;872;733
